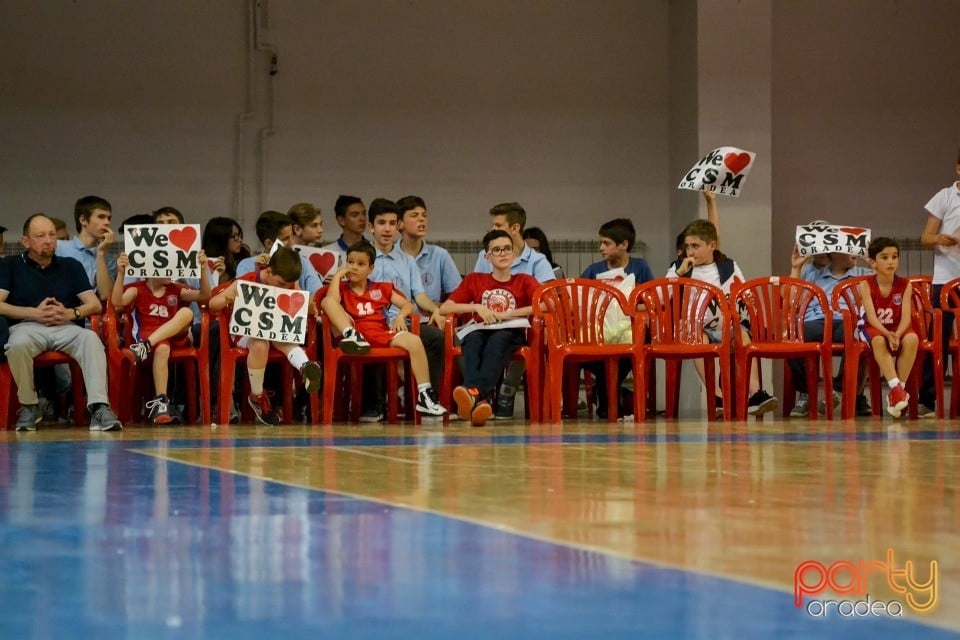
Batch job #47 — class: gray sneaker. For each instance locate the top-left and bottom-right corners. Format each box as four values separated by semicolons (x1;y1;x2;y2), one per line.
15;404;42;432
789;394;809;418
817;391;841;415
89;404;123;431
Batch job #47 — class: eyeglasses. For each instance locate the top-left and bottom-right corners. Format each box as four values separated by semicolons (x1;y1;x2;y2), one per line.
488;246;514;256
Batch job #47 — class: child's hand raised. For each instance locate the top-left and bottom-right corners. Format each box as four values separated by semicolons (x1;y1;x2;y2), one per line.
116;252;129;271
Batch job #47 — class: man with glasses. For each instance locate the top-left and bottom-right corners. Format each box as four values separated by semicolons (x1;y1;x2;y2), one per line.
471;202;555;418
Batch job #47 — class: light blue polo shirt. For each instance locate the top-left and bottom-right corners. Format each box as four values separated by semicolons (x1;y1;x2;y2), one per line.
802;262;872;321
372;243;425;322
235;253;323;296
472;243;555;283
56;237;118;288
402;240;462;304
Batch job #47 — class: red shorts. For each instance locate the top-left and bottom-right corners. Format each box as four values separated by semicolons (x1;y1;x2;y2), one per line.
355;322;398;349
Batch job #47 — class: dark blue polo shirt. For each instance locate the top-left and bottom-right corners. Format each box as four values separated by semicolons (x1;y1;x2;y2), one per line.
0;253;93;325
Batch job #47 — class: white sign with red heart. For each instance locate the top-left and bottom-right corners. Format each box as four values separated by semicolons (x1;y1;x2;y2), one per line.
295;245;341;279
123;224;202;279
795;224;871;258
678;147;756;197
228;280;308;344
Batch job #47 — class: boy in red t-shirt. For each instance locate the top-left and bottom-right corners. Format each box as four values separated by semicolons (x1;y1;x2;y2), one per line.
207;247;322;426
112;249;212;424
858;237;918;418
439;229;540;426
320;240;447;417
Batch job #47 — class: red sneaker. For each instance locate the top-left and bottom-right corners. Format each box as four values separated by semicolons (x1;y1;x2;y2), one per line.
886;384;909;418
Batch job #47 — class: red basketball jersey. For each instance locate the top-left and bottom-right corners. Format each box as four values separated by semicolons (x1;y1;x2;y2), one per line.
126;280;188;340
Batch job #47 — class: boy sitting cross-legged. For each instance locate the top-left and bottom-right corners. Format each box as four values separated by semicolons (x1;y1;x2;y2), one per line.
111;250;212;424
439;229;540;426
319;240;447;417
208;247;323;425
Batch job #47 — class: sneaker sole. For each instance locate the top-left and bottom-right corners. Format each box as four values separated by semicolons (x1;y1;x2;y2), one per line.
748;397;779;416
340;342;371;355
416;405;447;417
301;362;323;394
471;403;493;427
91;422;123;432
888;399;909;418
453;387;475;422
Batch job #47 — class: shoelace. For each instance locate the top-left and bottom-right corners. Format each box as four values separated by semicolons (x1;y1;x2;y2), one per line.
144;398;168;414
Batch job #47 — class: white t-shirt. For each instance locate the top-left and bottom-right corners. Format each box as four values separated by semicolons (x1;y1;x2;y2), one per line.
925;182;960;284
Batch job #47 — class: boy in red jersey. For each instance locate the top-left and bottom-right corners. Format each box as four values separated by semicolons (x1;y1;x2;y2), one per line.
207;247;322;425
857;237;918;418
112;249;212;424
320;240;447;417
439;230;540;426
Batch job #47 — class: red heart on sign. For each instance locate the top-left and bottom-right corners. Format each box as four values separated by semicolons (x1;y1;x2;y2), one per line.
723;152;751;175
207;258;219;272
309;252;337;275
839;227;866;235
168;227;197;252
277;292;305;317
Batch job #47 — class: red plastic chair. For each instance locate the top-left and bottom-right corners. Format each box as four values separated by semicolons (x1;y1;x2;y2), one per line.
214;282;317;425
731;276;834;420
0;353;89;429
939;277;960;417
834;275;944;419
629;278;732;422
103;299;211;425
312;301;419;425
532;278;636;424
831;277;880;419
438;314;543;423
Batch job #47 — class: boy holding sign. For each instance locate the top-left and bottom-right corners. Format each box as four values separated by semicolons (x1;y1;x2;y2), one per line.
209;247;323;426
112;249;212;424
320;240;448;418
668;219;779;417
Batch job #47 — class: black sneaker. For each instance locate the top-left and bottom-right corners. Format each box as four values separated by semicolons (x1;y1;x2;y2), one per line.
855;393;872;417
747;390;779;416
129;340;152;364
300;361;322;394
248;391;280;426
89;404;123;431
494;384;516;419
415;387;447;416
145;395;175;425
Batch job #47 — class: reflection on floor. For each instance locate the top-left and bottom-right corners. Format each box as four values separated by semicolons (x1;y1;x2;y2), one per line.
1;418;958;639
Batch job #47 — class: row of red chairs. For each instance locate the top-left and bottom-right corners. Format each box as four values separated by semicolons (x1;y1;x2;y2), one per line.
1;275;954;428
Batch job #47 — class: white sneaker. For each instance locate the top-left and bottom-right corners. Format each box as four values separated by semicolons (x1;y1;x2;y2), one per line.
416;387;447;416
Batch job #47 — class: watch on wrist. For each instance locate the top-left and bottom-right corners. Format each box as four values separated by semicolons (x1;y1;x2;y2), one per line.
73;307;81;320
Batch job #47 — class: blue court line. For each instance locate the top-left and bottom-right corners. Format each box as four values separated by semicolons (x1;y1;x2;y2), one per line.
0;439;954;640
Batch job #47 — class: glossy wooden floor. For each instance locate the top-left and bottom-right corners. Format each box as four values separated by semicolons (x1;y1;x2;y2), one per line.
1;415;958;639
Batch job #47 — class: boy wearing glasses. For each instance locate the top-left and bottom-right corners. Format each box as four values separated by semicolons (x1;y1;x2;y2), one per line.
441;230;540;426
471;202;554;418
